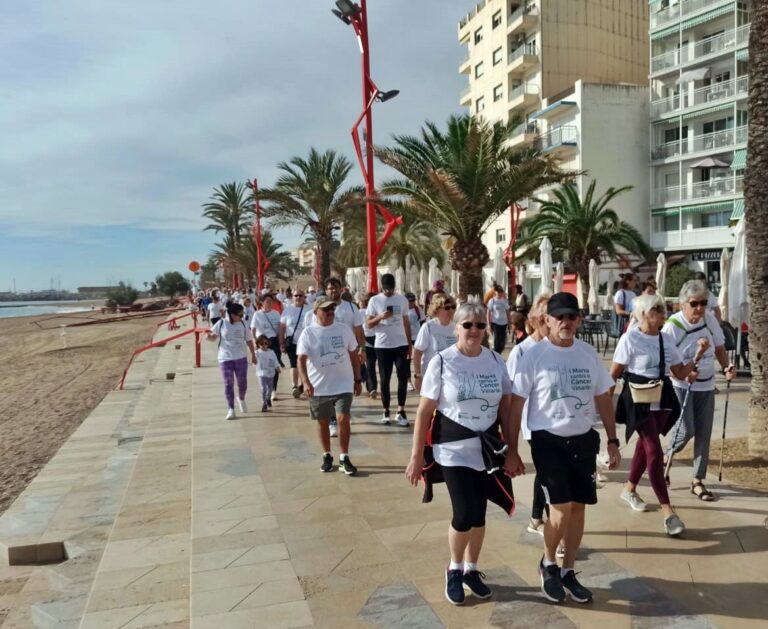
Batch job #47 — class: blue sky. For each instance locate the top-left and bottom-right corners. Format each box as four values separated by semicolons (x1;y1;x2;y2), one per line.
0;1;470;292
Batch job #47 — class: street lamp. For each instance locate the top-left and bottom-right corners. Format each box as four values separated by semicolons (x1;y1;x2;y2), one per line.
332;0;401;293
245;179;270;292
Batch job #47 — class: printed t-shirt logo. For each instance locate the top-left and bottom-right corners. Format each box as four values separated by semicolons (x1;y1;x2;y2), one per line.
546;366;591;413
320;334;346;367
456;371;501;419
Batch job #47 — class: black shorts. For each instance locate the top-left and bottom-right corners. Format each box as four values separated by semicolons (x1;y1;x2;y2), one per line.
285;343;298;368
530;429;600;505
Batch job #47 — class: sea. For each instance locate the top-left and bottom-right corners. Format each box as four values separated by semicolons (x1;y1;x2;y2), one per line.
0;301;96;319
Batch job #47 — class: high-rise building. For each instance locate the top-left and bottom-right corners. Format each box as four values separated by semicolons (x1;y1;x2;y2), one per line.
648;0;750;283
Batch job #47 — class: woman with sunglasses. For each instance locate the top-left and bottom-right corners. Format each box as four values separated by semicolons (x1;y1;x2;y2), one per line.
411;293;457;392
610;294;707;536
406;303;519;606
662;280;735;501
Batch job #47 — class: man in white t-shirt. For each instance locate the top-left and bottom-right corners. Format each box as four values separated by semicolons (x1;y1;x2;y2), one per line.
279;290;308;398
508;292;620;605
366;273;413;427
297;298;362;476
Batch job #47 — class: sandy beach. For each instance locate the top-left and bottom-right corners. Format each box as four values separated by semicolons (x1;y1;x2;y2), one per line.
0;310;169;516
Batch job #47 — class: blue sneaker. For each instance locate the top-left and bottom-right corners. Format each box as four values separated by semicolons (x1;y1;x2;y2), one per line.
462;570;492;599
445;568;465;605
539;557;565;603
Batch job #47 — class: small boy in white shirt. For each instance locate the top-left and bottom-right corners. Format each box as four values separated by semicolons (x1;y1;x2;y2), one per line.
255;334;281;412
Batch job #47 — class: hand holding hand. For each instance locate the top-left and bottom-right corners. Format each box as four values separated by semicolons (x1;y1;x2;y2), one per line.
503;451;525;478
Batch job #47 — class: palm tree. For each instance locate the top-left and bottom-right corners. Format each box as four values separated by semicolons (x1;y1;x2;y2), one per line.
257;149;363;282
516;181;653;305
746;4;767;459
210;235;241;288
376;115;570;298
202;182;252;288
235;231;300;284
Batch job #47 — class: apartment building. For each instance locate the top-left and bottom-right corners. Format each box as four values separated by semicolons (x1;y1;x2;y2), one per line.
648;0;749;283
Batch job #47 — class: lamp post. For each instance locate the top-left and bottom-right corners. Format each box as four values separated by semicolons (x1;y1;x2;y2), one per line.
503;203;523;288
246;179;270;292
332;0;401;293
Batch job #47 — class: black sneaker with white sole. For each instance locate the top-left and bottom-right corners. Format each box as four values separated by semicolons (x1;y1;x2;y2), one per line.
561;570;593;603
338;457;358;476
462;570;492;599
539;557;565;603
445;569;465;605
320;453;334;473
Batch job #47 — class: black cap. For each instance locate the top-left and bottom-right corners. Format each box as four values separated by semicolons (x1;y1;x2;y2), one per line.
547;292;580;317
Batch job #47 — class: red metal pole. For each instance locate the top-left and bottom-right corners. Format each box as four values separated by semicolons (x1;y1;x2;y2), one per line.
360;0;378;293
504;203;523;288
250;179;266;292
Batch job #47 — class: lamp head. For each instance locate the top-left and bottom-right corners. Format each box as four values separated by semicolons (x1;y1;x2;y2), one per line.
331;8;351;24
335;0;361;18
376;89;400;103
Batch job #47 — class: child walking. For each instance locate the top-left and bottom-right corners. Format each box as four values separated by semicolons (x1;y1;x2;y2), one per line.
255;335;281;412
207;303;256;420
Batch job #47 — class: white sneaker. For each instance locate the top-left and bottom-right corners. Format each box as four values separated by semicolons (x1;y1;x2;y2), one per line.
381;414;391;425
238;399;248;414
368;390;379;399
527;518;545;536
664;513;685;536
329;421;338;437
271;391;278;402
620;489;648;512
407;381;415;391
225;408;237;420
396;413;409;427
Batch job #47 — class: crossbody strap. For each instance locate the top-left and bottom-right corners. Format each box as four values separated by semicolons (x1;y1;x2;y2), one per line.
291;305;304;338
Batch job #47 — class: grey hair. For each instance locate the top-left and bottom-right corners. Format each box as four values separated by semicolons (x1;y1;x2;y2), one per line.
679;280;708;304
454;302;486;324
632;293;665;320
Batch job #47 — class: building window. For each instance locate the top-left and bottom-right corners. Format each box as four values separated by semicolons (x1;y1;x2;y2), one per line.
699;210;731;228
493;84;503;102
476;96;485;113
492;10;502;29
496;229;506;243
653;214;680;232
493;46;503;65
475;61;484;78
474;27;483;44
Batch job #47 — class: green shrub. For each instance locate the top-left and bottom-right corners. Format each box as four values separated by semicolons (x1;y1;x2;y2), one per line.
105;282;139;306
665;264;695;299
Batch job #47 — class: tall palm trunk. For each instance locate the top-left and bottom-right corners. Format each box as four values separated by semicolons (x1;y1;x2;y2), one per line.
451;238;489;301
746;3;768;459
318;235;333;285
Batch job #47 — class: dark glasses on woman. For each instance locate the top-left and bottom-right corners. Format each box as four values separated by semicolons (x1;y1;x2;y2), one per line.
443;304;456;311
460;321;487;330
687;300;708;308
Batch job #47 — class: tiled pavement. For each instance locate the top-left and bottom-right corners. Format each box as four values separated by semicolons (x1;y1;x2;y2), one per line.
1;320;766;628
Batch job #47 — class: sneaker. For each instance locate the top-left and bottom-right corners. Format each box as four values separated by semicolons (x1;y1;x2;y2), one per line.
225;408;237;421
267;398;273;408
339;456;358;476
407;381;415;391
664;513;686;537
556;544;566;559
292;386;301;399
527;518;545;536
462;570;492;599
271;391;278;402
329;421;338;438
261;403;268;412
445;569;465;605
320;453;333;473
620;489;648;512
237;399;248;414
561;570;593;603
396;412;409;427
369;390;379;400
381;413;391;425
539;558;565;603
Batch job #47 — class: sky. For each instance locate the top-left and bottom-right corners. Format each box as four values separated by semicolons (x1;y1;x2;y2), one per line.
0;0;471;292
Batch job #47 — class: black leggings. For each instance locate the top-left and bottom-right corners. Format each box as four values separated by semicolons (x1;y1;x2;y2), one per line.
375;346;410;411
364;337;378;393
268;337;282;389
531;474;550;521
442;465;488;532
492;323;507;354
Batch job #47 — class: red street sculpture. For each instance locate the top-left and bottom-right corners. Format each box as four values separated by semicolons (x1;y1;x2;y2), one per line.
247;179;270;292
504;203;523;288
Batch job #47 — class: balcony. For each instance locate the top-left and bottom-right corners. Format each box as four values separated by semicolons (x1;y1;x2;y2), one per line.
460;54;471;74
459;0;488;30
508;84;539;111
650;25;750;75
651;125;747;161
651;175;744;206
509;121;538;147
650;76;748;118
650;0;735;31
507;3;538;36
535;125;578;153
508;43;538;74
460;85;472;106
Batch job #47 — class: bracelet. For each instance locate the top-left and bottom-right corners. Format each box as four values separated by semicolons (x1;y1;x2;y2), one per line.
607;438;620;447
413;373;422;378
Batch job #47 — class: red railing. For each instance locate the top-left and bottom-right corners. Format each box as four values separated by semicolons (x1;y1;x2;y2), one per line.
155;310;198;332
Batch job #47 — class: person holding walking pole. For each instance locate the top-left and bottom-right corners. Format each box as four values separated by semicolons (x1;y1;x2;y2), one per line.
662;280;735;501
718;379;732;482
610;294;708;536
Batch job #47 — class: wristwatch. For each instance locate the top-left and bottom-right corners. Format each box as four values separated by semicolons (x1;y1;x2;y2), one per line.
607;438;620;447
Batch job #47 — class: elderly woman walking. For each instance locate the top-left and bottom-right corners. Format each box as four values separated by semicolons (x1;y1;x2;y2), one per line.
611;294;708;536
411;293;457;392
662;280;735;501
406;303;523;606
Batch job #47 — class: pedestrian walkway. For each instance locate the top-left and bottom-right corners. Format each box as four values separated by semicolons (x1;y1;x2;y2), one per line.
0;322;766;628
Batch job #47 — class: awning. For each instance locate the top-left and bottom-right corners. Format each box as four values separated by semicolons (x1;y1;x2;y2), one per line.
651;25;679;40
530;99;577;120
731;198;745;220
676;67;710;84
682;201;734;215
689;156;731;168
681;102;734;120
731;149;747;170
681;4;735;31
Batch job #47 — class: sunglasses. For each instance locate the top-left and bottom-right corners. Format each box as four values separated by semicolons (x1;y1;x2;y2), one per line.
553;313;579;322
460;321;487;330
443;304;456;311
319;307;336;313
687;300;708;308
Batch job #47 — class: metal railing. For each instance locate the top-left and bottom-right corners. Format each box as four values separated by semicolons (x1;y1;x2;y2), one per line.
510;121;539;136
651;175;744;205
459;0;488;29
508;42;537;64
651;125;747;161
651;24;750;74
508;2;538;25
650;0;735;30
508;83;538;102
536;125;578;151
650;76;748;117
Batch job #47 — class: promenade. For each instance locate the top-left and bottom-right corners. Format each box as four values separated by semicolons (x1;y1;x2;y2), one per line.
0;316;766;628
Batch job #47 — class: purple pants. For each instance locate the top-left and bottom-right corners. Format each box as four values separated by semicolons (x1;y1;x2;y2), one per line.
220;357;248;408
629;410;670;505
259;376;274;405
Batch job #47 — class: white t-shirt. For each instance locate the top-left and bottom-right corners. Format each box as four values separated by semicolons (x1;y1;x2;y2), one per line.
306;292;317;306
414;319;456;375
255;348;280;378
420;346;513;471
662;311;725;391
506;335;540;440
614;289;636;314
512;338;614;437
243;304;256;324
207;302;223;320
212;319;253;363
487;298;510;325
707;291;718;311
366;293;410;348
303;300;363;333
407;306;425;341
280;304;307;343
251;309;281;339
296;322;358;396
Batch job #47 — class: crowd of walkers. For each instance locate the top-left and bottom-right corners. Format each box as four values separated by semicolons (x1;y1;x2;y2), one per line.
195;272;736;607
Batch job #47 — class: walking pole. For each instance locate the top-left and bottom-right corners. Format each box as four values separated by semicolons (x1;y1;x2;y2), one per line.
718;379;732;482
664;380;694;483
